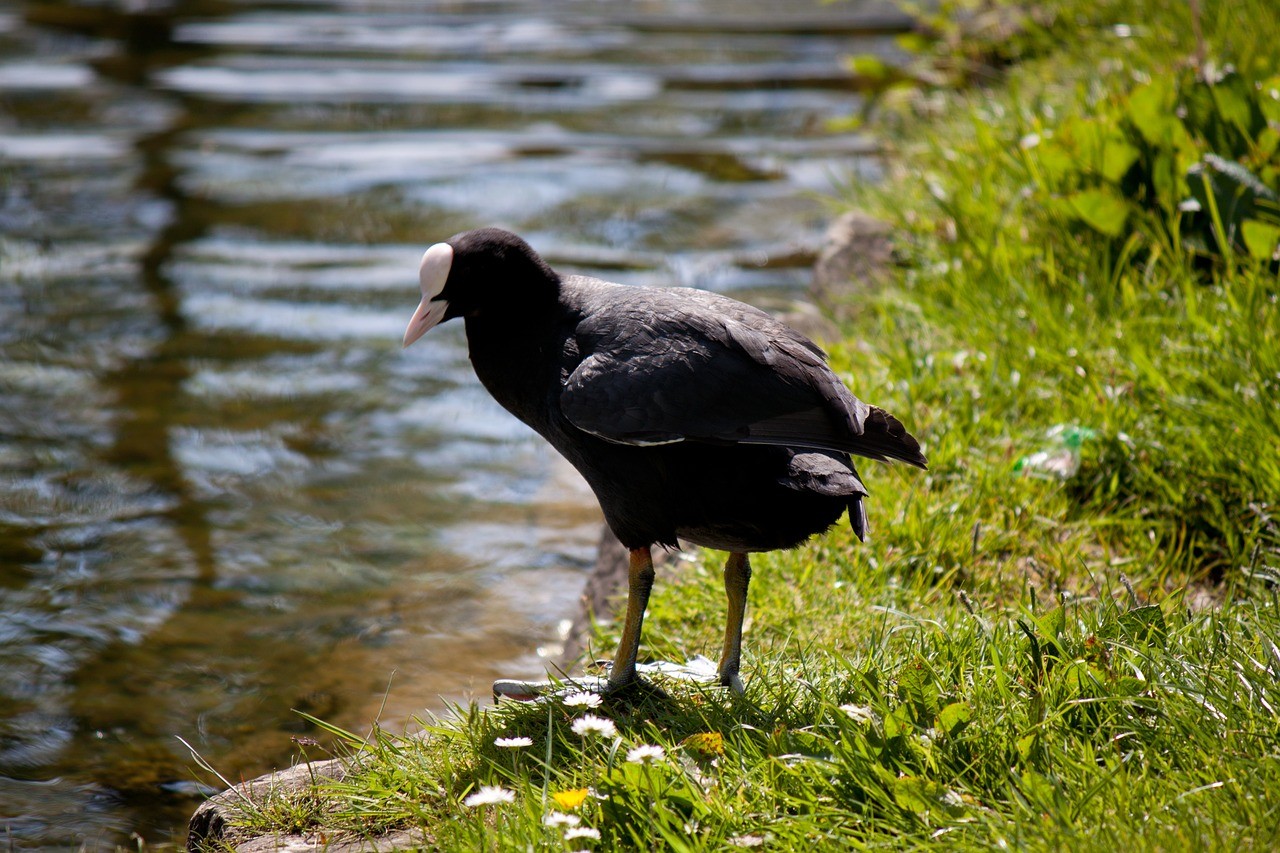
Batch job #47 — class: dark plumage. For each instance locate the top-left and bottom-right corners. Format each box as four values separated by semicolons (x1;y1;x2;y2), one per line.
404;228;925;694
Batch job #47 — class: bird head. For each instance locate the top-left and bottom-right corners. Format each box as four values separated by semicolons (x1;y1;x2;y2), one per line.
402;228;559;348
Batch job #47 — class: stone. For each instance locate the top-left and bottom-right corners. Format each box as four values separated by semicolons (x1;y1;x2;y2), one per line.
186;757;428;851
811;210;897;300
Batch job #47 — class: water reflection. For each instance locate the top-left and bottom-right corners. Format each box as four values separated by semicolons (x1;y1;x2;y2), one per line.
0;0;905;845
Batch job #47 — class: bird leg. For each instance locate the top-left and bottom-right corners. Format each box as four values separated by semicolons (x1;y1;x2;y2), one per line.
718;551;751;693
606;546;655;692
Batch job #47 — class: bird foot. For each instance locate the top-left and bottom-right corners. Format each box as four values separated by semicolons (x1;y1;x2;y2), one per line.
721;671;745;694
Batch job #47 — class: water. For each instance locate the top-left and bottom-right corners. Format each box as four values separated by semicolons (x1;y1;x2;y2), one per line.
0;1;906;845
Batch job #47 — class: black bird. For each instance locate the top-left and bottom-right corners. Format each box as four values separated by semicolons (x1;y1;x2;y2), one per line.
403;228;925;694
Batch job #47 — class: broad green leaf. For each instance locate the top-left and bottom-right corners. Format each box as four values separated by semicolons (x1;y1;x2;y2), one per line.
1184;72;1262;159
1128;80;1179;144
1057;661;1101;697
883;703;913;739
1017;770;1060;811
1259;75;1280;124
1114;676;1147;696
1257;126;1280;159
937;701;972;735
1101;137;1140;183
1116;604;1168;647
890;776;965;817
1037;605;1066;639
1181;77;1219;138
1242;219;1280;259
1068;118;1105;170
1151;150;1184;211
1211;74;1255;134
891;776;934;815
1015;732;1037;761
1034;141;1076;187
898;656;940;716
1068;188;1130;237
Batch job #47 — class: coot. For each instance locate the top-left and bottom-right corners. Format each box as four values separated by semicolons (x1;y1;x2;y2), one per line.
403;228;925;694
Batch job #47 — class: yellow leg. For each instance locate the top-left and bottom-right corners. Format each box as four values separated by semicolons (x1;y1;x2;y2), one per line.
718;552;751;693
607;546;655;691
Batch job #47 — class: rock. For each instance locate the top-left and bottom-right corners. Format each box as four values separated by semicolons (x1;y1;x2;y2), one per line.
810;210;897;300
186;757;428;851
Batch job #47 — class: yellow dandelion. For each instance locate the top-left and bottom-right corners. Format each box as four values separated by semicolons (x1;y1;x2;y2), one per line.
552;787;589;809
682;731;724;757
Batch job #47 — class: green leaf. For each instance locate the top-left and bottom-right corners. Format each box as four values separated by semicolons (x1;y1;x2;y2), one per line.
890;776;965;818
1101;137;1140;183
1017;770;1061;811
1057;660;1099;697
1067;118;1105;169
1182;72;1264;159
1035;605;1067;640
1211;76;1254;133
1034;141;1076;187
883;703;913;739
890;776;935;815
1151;150;1185;212
1259;76;1280;124
897;656;940;718
1067;188;1129;237
1128;80;1179;144
1015;732;1038;762
1257;126;1280;160
1242;219;1280;259
1210;71;1265;140
1113;604;1168;648
937;701;972;736
1113;676;1147;696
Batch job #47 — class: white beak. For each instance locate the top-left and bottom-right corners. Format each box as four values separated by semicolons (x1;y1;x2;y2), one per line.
403;242;454;348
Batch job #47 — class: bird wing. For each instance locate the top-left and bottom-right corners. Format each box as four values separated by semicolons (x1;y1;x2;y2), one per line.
559;284;925;466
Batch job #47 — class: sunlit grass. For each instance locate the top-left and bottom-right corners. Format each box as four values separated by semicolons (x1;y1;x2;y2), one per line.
194;0;1280;848
214;575;1280;850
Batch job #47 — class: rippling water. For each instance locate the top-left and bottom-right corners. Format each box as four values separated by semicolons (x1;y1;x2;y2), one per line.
0;1;906;845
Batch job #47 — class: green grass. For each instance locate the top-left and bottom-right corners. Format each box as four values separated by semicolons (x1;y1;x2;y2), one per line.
215;576;1280;850
198;0;1280;848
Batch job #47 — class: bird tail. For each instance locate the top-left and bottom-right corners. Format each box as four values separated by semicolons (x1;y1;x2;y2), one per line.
848;493;868;542
855;407;927;469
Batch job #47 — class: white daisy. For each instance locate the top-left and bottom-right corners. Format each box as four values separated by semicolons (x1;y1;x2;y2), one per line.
542;811;581;827
462;785;515;807
562;690;603;709
494;735;533;748
566;827;602;841
625;744;666;764
570;714;618;739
